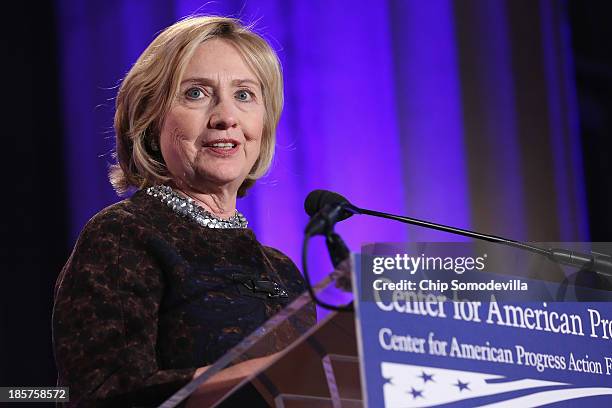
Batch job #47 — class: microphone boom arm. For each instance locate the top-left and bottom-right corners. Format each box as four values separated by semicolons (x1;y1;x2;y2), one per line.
355;206;612;278
356;207;550;258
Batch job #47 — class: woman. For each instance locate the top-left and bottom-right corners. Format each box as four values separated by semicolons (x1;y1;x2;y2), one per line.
53;16;314;407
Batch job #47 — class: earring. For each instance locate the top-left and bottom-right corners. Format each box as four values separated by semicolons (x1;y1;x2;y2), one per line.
150;139;159;151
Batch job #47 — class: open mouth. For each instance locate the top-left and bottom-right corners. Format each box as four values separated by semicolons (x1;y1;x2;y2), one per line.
206;142;237;149
204;139;238;148
203;139;240;155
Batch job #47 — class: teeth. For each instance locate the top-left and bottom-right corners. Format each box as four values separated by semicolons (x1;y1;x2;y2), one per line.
210;143;235;148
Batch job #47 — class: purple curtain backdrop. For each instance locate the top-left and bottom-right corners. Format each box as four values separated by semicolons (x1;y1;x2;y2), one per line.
56;0;589;314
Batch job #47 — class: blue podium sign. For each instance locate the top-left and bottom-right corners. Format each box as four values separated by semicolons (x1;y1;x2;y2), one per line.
353;245;612;407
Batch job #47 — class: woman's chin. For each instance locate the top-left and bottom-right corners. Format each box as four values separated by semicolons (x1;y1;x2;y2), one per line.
193;172;246;191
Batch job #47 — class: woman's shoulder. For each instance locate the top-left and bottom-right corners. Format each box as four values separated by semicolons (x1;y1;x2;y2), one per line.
79;190;157;236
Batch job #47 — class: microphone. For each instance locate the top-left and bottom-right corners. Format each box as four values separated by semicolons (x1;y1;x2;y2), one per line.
302;190;359;311
304;190;355;269
303;190;358;236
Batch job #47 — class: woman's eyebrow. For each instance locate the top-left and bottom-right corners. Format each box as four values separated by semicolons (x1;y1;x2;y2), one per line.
232;79;259;87
180;77;260;87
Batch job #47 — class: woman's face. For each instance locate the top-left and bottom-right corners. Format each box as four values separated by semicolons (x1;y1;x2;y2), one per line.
159;38;265;194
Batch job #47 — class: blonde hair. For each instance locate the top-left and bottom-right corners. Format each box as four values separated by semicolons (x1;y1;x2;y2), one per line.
109;16;283;197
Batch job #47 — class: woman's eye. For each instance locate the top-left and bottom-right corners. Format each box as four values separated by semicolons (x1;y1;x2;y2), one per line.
236;89;253;102
185;88;204;99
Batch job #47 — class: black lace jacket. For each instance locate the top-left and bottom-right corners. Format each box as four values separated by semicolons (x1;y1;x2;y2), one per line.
53;190;314;407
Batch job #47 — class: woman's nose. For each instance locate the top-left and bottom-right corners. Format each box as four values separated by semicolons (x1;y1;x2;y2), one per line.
208;98;238;130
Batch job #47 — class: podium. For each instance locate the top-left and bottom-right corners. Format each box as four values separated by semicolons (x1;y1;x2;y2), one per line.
247;309;361;408
159;276;363;408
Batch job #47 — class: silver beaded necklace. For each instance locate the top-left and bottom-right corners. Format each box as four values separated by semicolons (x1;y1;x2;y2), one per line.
145;185;248;229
